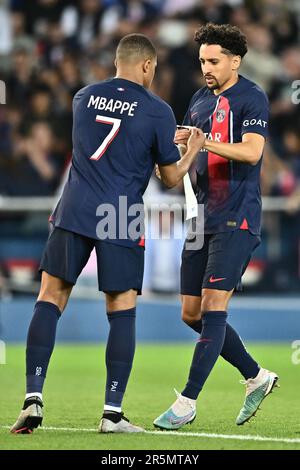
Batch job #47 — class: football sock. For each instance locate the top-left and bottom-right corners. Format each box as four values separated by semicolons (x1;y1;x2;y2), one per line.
182;311;227;400
26;301;61;394
103;404;122;413
105;308;136;409
25;392;43;401
190;319;260;379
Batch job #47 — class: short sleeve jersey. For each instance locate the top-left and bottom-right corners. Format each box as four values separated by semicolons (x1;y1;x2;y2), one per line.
51;78;180;246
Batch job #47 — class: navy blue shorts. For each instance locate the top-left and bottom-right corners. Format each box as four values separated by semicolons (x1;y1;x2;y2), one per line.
181;230;260;295
39;227;144;294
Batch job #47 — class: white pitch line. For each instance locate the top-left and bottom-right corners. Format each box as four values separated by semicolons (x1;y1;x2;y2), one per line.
150;430;300;445
2;426;300;445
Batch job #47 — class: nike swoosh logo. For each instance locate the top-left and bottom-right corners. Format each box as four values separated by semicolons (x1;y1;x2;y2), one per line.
209;276;226;283
191;112;198;118
169;411;195;426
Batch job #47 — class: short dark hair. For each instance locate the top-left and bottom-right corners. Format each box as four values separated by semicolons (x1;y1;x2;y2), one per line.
116;34;157;63
195;23;248;58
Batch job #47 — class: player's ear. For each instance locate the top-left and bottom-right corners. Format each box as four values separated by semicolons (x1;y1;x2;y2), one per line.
232;55;241;71
143;59;151;74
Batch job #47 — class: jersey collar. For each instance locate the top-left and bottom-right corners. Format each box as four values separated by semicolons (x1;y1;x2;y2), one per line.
208;74;246;97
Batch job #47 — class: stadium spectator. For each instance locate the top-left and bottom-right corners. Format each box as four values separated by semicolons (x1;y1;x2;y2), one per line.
5;121;64;196
240;24;281;93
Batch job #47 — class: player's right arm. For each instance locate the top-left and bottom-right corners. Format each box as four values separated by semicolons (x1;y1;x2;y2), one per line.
153;102;204;189
174;128;191;148
158;128;205;188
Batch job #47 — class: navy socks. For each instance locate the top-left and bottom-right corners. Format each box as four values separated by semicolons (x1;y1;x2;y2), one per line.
105;308;136;409
190;318;259;380
182;311;227;400
26;301;61;394
26;302;136;409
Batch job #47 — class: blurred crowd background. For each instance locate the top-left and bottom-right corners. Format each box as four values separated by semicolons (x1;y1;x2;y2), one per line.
0;0;300;295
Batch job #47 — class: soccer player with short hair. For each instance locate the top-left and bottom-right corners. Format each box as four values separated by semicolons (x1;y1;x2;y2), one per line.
11;34;205;434
154;23;279;430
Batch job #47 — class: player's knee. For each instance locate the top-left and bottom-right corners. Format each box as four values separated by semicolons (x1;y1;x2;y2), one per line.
201;296;227;313
37;291;69;313
38;274;72;313
105;289;137;312
181;308;199;325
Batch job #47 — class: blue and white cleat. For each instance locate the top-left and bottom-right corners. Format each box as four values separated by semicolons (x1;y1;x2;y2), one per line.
153;389;196;430
236;368;279;425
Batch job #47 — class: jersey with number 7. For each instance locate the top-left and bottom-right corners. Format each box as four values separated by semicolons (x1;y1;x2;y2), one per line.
51;78;180;247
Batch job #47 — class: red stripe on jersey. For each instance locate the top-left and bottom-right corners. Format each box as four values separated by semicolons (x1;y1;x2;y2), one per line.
207;96;230;212
240;218;249;230
138;235;145;248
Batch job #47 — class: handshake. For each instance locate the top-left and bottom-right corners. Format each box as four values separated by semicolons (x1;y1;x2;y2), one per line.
175;125;205;155
155;125;205;184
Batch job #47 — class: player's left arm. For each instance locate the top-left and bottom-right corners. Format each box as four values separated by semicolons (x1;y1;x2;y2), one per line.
203;88;269;166
203;132;266;166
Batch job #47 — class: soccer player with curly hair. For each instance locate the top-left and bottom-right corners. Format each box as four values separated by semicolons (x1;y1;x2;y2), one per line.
154;23;279;430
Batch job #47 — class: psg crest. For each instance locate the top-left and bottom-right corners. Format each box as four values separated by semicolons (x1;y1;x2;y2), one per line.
216;108;226;123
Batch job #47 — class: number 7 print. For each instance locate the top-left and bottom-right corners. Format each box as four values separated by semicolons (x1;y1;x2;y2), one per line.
90;115;122;161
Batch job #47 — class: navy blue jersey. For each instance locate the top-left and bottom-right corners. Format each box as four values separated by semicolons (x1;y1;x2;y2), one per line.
51;78;180;246
184;75;269;235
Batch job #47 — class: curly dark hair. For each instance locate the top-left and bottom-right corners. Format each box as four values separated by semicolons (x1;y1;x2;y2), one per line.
194;23;248;58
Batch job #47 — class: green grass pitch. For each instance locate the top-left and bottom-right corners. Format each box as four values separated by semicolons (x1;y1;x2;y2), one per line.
0;343;299;450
